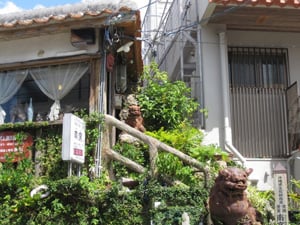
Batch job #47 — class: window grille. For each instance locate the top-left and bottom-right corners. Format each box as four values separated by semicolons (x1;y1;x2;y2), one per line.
228;47;288;88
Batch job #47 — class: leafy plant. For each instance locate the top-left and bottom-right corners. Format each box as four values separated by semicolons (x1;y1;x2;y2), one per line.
112;142;149;180
289;179;300;224
247;185;275;224
136;62;199;131
144;179;208;225
146;123;230;185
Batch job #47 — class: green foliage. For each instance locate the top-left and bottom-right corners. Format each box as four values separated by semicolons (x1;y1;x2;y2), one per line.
289;179;300;224
136;62;199;131
35;126;66;180
144;180;208;225
112;142;149;180
77;111;104;174
0;159;34;199
146;123;230;185
0;165;210;225
0;121;49;132
289;179;300;205
146;123;204;154
34;112;103;180
99;183;144;225
247;185;275;224
0;113;107;224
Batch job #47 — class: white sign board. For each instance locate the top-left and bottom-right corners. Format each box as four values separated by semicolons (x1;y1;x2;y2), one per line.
62;113;86;164
274;163;289;225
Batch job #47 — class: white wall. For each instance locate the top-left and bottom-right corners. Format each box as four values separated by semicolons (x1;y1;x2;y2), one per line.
0;32;99;64
245;159;287;191
200;25;226;146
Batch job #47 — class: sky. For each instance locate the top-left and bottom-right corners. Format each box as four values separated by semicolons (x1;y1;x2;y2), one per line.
0;0;147;14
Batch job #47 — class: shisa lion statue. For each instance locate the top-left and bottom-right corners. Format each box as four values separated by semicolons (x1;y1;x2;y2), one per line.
209;167;263;225
119;94;145;144
119;94;145;133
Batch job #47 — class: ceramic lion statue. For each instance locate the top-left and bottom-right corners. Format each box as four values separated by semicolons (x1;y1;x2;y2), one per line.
209;167;263;225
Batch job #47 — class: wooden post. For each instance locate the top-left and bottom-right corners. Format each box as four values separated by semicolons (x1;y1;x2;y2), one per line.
149;142;158;178
273;163;289;225
182;212;190;225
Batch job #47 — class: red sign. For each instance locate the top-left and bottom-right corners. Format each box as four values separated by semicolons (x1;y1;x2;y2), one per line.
0;131;33;162
73;148;83;156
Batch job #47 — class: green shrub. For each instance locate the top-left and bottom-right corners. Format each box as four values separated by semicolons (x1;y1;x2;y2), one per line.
136;62;199;131
146;124;230;185
144;180;208;225
289;180;300;224
112;142;149;180
247;185;275;224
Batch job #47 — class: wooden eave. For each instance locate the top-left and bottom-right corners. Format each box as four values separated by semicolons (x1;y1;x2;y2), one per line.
205;2;300;33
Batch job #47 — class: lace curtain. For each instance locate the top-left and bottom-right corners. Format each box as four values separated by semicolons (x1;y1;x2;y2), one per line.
30;62;89;120
0;70;28;124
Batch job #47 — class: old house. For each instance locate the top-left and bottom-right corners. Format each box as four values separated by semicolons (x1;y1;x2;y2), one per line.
0;1;143;172
142;0;300;190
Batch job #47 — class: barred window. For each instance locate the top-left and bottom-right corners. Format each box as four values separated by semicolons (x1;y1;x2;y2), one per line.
228;47;289;88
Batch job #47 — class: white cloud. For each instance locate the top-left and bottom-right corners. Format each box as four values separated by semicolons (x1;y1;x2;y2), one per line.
0;1;22;14
33;4;45;9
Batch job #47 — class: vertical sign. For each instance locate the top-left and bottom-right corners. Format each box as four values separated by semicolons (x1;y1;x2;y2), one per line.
62;113;85;164
273;163;289;225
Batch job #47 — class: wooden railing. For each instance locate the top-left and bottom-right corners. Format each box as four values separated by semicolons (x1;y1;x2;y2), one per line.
103;114;208;187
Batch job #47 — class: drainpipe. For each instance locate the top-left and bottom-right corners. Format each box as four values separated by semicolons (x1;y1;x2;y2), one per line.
219;32;246;165
195;0;205;129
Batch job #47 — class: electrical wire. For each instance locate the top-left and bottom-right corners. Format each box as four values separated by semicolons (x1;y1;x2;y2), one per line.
140;0;255;56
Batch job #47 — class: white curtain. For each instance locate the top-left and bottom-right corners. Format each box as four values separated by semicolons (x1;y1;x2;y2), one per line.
30;62;89;120
0;70;28;124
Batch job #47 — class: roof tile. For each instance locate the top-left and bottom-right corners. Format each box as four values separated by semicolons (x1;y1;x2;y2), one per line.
0;1;138;29
209;0;300;7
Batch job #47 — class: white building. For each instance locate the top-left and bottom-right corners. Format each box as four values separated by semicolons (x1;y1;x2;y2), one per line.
142;0;300;190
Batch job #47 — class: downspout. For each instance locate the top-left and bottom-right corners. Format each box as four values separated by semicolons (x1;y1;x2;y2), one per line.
219;32;246;165
195;0;205;128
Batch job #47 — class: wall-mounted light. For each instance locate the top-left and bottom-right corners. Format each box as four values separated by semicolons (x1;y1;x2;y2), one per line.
117;41;133;53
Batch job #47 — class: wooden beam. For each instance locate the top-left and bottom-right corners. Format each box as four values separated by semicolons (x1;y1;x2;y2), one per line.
105;148;146;174
89;58;101;113
0;54;101;71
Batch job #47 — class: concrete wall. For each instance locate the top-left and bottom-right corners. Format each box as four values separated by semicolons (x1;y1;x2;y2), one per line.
245;159;287;191
200;25;226;146
0;31;99;64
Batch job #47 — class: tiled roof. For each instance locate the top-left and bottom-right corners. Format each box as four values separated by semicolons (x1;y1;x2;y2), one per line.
0;1;138;29
209;0;300;8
